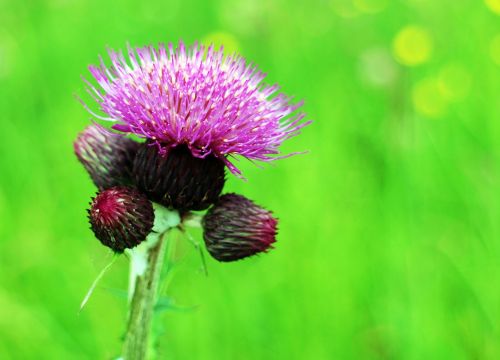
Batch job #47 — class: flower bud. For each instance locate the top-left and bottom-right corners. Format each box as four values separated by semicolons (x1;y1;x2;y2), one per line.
133;143;225;211
88;187;154;253
202;193;277;262
74;124;140;189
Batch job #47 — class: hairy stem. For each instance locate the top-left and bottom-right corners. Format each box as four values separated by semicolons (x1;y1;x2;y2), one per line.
122;232;168;360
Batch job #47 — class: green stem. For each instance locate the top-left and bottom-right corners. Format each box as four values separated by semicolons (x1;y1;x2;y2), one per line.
122;231;169;360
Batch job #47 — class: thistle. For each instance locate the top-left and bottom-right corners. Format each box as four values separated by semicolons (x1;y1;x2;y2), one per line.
86;42;308;175
83;42;308;211
75;41;309;360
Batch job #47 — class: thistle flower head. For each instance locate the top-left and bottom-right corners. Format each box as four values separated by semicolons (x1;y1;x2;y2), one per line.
202;193;277;262
74;124;139;189
84;42;309;175
133;143;225;211
88;186;154;253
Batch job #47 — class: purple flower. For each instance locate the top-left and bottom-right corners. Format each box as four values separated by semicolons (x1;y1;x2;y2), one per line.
84;42;309;175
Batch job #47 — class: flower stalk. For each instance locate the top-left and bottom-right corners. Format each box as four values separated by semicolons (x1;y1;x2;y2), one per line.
122;232;167;360
122;205;180;360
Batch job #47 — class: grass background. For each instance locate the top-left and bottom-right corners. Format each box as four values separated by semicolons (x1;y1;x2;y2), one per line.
1;0;500;359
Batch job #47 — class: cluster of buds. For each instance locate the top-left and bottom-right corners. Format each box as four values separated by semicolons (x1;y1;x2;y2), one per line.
74;42;308;261
75;125;277;261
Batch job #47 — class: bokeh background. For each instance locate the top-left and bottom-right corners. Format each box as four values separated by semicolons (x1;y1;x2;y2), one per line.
1;0;500;359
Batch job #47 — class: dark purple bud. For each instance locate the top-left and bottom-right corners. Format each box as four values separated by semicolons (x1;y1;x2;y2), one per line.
88;187;154;253
202;193;277;262
74;124;140;189
133;143;225;212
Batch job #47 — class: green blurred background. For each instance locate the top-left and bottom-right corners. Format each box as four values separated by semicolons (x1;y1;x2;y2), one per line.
1;0;500;358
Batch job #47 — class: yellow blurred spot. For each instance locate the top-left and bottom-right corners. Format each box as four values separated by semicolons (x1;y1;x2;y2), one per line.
202;32;240;55
331;0;360;18
219;0;263;36
359;48;398;87
438;64;472;101
353;0;388;13
0;29;17;79
392;25;433;66
412;77;448;118
490;34;500;66
485;0;500;14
